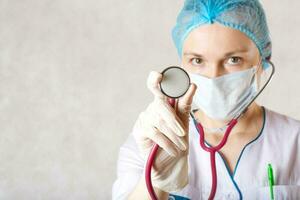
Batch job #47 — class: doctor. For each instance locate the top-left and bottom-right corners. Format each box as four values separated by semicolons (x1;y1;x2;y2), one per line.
112;0;300;199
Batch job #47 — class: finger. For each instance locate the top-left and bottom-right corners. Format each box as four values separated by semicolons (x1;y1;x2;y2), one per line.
178;83;197;108
177;83;197;128
156;118;188;151
147;126;179;157
151;100;186;137
132;112;174;156
147;71;165;100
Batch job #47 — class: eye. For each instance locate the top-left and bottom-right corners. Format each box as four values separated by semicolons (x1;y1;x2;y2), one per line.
190;58;204;66
226;57;243;65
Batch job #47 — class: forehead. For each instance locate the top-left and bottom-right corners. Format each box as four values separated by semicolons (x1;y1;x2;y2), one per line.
182;23;258;56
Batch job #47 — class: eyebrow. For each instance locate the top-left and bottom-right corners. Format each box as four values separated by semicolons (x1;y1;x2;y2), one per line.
183;48;250;57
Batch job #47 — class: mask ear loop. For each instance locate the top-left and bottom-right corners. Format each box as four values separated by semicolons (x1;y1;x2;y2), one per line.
252;58;263;91
253;57;264;75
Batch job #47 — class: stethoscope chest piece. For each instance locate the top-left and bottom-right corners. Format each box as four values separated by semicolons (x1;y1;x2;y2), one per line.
160;66;190;98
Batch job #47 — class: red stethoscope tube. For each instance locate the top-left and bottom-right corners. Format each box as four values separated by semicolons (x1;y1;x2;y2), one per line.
145;98;176;200
145;97;238;200
193;117;238;200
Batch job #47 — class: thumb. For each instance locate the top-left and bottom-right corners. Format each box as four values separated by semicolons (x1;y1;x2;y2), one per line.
176;83;197;129
146;71;165;100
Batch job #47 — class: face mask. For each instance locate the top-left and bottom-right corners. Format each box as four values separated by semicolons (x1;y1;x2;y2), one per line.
188;67;258;121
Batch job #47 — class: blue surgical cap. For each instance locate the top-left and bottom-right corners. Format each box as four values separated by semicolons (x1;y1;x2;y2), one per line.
172;0;272;69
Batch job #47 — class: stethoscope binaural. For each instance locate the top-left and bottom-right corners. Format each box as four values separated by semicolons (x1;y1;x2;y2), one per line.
145;61;275;200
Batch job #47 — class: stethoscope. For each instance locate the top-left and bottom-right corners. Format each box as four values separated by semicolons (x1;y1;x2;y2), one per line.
145;61;275;200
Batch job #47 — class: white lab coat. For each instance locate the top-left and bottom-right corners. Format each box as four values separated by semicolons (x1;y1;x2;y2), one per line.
112;106;300;200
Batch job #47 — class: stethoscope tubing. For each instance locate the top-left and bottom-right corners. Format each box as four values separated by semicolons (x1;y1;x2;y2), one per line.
145;61;275;200
145;98;176;200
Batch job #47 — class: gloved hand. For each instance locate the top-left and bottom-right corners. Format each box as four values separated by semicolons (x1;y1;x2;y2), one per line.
132;70;197;192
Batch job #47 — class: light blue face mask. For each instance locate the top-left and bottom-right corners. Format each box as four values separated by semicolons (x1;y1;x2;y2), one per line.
188;66;258;121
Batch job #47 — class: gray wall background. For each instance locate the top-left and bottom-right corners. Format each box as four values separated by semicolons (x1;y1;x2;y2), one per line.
0;0;299;199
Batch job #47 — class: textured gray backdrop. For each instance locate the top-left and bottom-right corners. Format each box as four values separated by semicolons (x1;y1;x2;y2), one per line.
0;0;299;199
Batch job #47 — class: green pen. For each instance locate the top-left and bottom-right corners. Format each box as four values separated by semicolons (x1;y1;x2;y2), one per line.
268;163;275;200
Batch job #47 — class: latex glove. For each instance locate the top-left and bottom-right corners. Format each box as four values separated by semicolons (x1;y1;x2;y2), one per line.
132;71;197;192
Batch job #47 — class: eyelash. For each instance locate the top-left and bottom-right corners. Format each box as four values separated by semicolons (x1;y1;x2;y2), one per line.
189;57;243;66
227;57;243;65
190;58;203;66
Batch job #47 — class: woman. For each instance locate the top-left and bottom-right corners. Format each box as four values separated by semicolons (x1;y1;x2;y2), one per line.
112;0;300;199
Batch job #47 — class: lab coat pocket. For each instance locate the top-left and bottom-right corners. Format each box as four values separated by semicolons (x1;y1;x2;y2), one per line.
271;185;300;200
243;185;300;200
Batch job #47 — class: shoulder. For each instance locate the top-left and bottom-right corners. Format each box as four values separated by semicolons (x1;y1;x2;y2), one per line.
263;106;300;140
264;106;300;129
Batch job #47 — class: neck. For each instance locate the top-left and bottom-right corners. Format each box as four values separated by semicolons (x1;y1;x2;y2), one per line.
193;102;263;136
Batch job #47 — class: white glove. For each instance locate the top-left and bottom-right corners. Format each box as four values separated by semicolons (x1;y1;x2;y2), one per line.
132;71;197;192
